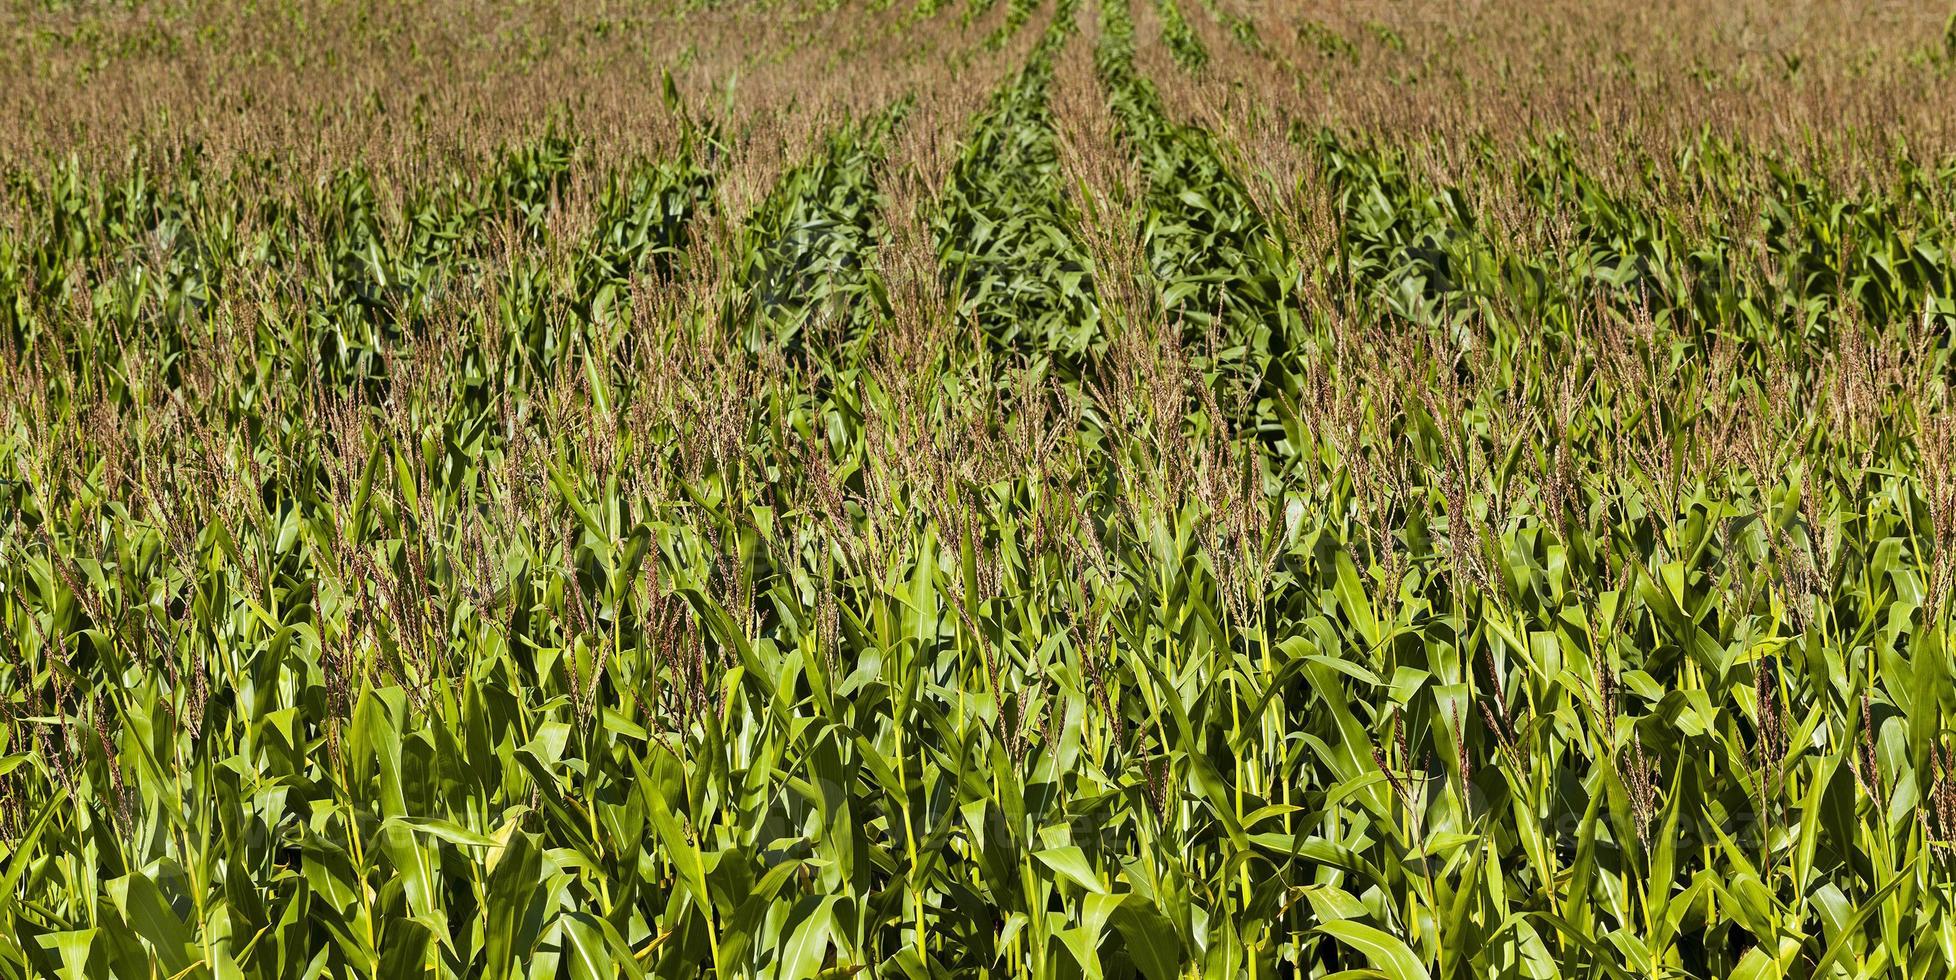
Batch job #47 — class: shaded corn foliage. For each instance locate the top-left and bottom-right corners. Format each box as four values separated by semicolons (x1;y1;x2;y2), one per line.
1096;0;1297;408
1147;0;1208;73
983;0;1044;51
727;105;907;359
933;5;1101;364
1314;129;1956;362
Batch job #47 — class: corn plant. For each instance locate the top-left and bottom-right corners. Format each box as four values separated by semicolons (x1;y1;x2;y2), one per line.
4;0;1956;977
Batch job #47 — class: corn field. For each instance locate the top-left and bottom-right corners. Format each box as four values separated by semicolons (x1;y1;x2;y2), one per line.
4;0;1956;976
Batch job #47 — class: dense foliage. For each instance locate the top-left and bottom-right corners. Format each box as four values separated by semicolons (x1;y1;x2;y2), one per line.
4;0;1956;977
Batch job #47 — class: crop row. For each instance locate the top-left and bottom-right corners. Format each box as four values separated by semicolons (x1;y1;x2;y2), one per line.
1314;130;1956;370
726;105;906;359
932;3;1100;364
1095;0;1296;409
1146;0;1208;73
